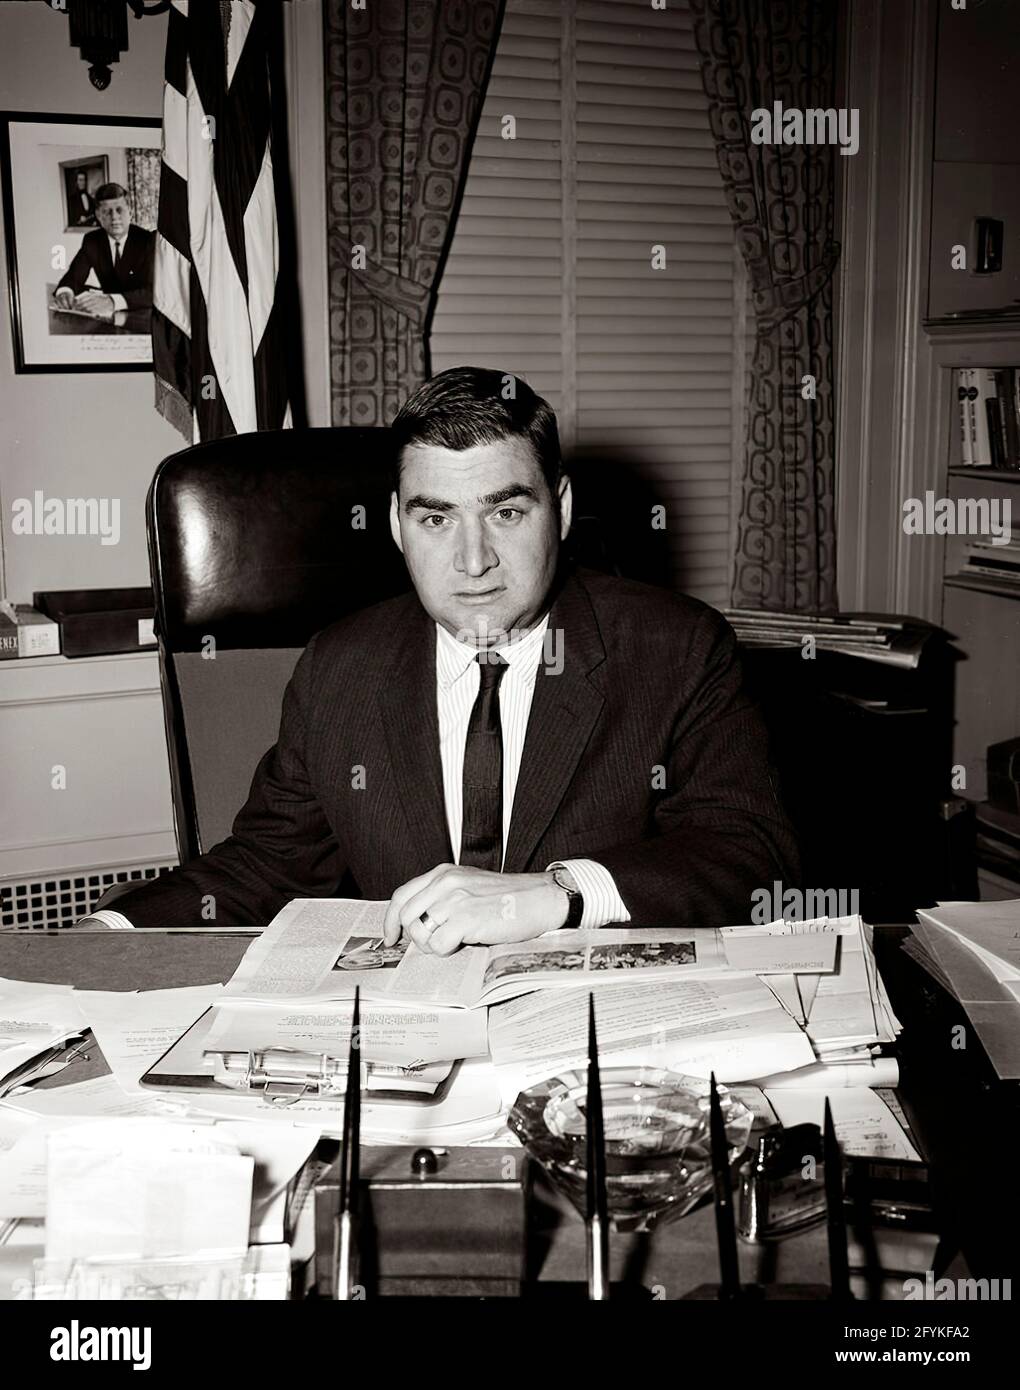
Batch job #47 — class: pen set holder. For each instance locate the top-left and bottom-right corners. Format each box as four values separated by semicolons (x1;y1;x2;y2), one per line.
313;1145;529;1297
683;1097;854;1301
316;988;529;1298
323;993;856;1302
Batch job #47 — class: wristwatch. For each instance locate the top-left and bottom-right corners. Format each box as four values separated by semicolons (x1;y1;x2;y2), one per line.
551;865;584;930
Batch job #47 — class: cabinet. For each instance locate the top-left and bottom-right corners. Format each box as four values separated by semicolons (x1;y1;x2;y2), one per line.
0;649;177;927
928;0;1020;322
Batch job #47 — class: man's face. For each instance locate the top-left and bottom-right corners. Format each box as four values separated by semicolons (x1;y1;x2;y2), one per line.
75;172;87;190
389;436;571;646
96;198;129;238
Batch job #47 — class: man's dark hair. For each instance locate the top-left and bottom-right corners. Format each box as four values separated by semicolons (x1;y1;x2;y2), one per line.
390;366;561;494
94;182;128;206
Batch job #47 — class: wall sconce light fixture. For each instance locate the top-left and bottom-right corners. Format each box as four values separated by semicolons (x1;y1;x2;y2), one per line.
64;0;171;91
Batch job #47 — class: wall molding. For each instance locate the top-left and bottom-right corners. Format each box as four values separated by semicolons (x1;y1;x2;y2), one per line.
836;0;940;620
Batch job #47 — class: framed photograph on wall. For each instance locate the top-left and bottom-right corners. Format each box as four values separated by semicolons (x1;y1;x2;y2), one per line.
0;112;161;373
60;153;109;232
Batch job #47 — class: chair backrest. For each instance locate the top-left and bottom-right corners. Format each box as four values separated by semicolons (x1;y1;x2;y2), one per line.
147;427;409;862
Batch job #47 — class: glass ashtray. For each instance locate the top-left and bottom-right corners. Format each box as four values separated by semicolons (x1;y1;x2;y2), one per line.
508;1066;753;1232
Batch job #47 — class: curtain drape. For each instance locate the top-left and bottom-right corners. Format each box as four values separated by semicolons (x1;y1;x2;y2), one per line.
125;147;160;232
690;0;840;612
322;0;504;427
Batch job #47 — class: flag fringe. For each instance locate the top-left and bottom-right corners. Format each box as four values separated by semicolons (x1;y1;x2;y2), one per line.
154;375;194;442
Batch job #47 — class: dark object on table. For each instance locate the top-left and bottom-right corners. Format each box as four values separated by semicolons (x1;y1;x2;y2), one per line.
738;1122;826;1242
844;1156;936;1232
34;587;155;658
314;1146;528;1298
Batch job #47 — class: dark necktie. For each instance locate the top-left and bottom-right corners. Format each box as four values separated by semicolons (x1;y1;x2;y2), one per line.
460;653;507;871
113;240;122;267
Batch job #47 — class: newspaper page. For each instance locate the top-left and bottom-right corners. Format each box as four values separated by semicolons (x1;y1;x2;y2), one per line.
475;926;737;1006
225;901;744;1010
488;975;816;1104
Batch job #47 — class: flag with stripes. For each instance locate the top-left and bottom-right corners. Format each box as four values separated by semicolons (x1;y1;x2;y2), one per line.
153;0;291;441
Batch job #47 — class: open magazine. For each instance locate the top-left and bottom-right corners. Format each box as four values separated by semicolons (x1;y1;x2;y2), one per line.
223;898;736;1009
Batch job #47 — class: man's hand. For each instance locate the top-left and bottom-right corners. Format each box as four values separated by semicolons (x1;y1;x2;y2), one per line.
75;290;115;319
383;864;569;955
53;286;75;309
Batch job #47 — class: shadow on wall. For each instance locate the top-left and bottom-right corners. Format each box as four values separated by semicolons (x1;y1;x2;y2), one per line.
563;455;672;590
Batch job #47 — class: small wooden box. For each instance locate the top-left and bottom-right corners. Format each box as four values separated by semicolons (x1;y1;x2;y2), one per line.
314;1146;529;1298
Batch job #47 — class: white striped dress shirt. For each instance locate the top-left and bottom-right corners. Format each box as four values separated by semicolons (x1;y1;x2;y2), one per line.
91;616;633;931
435;615;631;929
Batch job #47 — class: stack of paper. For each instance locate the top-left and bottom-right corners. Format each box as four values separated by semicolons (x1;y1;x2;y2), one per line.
718;920;916;1157
723;608;934;669
723;916;901;1083
911;899;1020;1079
487;974;817;1107
802;917;901;1063
56;984;504;1146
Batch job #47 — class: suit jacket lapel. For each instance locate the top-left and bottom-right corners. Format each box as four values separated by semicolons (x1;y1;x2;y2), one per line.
503;571;607;873
379;597;454;871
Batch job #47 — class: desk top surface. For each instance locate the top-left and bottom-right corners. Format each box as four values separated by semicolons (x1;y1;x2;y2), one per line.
0;926;1011;1295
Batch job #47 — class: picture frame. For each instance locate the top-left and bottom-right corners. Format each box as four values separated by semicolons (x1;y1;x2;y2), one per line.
1;111;161;373
60;153;109;233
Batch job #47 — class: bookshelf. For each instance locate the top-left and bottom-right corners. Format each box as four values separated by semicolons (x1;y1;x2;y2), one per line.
926;328;1020;831
947;467;1020;484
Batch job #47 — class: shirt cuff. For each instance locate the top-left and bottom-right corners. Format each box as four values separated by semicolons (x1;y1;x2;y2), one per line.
109;293;127;312
547;859;632;929
85;910;135;930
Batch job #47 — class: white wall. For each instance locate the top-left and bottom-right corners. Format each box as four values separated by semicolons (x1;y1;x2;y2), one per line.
0;1;182;602
0;0;333;602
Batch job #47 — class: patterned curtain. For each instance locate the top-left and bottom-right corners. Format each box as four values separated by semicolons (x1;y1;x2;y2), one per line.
125;147;160;232
690;0;840;612
323;0;505;426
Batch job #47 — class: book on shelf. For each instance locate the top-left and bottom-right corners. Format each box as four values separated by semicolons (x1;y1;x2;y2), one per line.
955;366;1020;469
959;534;1020;585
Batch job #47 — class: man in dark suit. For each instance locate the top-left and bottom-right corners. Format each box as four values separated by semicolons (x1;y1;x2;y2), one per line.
84;368;799;946
54;182;154;318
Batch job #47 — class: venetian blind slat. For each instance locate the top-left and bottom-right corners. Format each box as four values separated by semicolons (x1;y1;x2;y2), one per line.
430;0;738;608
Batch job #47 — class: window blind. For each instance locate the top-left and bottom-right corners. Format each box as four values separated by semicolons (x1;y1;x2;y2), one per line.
430;0;740;607
430;0;564;409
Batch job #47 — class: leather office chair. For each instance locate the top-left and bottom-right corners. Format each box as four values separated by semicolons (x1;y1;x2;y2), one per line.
140;427;409;867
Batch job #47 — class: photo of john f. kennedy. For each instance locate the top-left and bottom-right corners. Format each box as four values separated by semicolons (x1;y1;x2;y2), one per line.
53;181;155;323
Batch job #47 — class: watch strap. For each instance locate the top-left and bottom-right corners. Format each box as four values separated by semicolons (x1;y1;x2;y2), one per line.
552;866;584;930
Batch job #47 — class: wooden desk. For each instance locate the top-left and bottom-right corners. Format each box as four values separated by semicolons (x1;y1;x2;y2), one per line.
0;926;1012;1298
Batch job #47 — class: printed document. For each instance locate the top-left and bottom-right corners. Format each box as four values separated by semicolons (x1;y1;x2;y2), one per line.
224;898;736;1008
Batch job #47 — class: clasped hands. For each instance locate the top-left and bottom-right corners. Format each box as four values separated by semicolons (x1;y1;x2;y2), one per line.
382;864;571;956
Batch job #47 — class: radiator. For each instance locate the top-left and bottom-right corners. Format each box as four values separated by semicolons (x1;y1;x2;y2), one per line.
0;862;177;930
